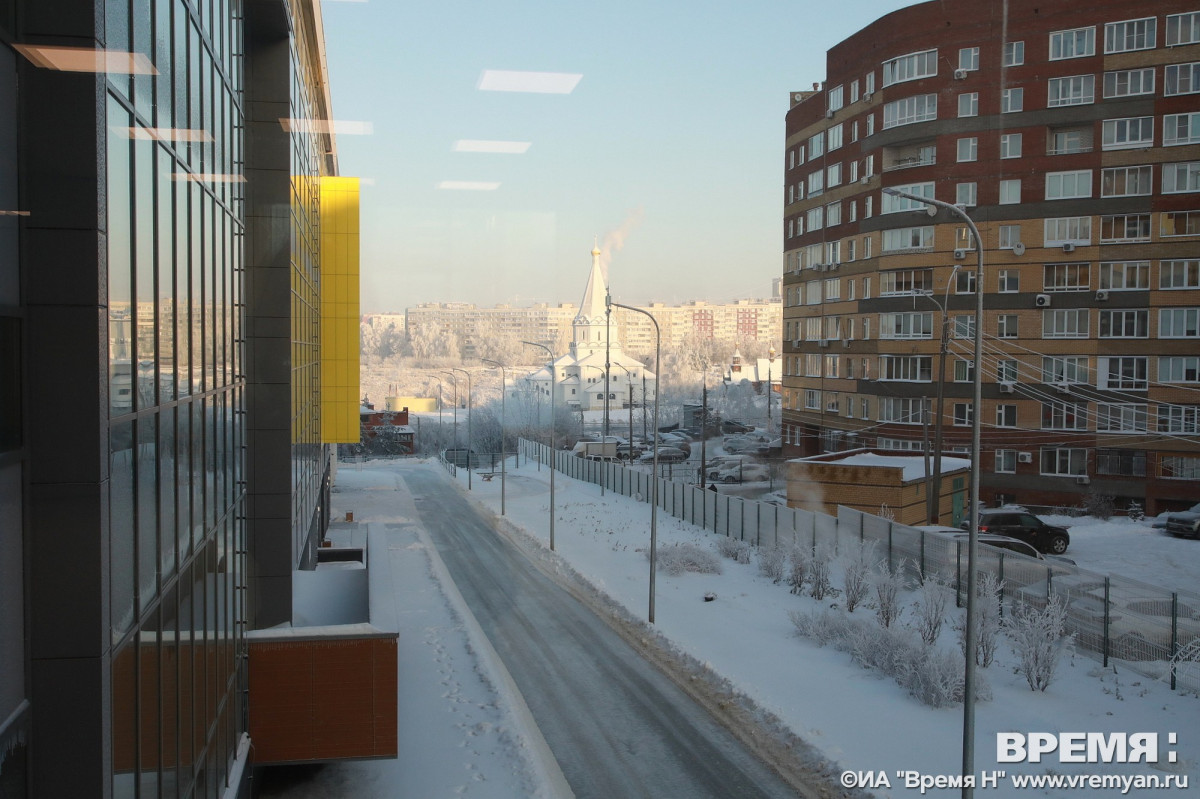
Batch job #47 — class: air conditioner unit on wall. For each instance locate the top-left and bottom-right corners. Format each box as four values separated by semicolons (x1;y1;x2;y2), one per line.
1076;475;1091;485
1062;243;1076;253
999;382;1015;394
1035;293;1052;307
954;68;968;79
1095;290;1109;301
954;248;967;259
1018;452;1033;463
863;92;872;101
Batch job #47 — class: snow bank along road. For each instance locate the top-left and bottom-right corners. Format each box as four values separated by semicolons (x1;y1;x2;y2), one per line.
404;465;804;798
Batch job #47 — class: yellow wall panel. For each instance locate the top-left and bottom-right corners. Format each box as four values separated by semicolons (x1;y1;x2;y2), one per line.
319;176;362;444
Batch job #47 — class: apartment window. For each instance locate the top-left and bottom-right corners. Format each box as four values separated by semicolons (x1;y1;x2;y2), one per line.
1160;356;1200;382
879;397;925;423
1097;404;1148;433
864;154;875;176
1105;18;1156;53
1162;456;1200;480
958;92;979;117
806;206;824;232
1103;117;1154;150
879;268;932;295
808;131;825;158
996;450;1017;473
880;355;932;382
863;275;871;297
956;182;977;206
1163;162;1200;193
827;163;843;188
959;47;980;70
807;170;825;197
883;49;938;86
1097;449;1147;477
1165;62;1200;95
1044;262;1090;292
1159;307;1200;338
1046;170;1092;200
849;160;859;183
1098;261;1149;290
997;404;1018;428
866;114;875;136
1050;27;1096;59
804;389;821;410
1101;165;1152;197
998;314;1018;338
1001;87;1023;113
1099;309;1148;338
851;79;860;103
999;180;1021;205
1044;216;1091;246
998;269;1020;291
1043;308;1090;338
883;94;937;129
882;183;935;214
824;354;840;378
824;202;841;228
1100;356;1148;390
957;137;978;162
823;277;841;300
1048;75;1095;106
827;123;844;151
1043;356;1088;384
1100;213;1151;243
879;311;933;339
1158;405;1200;434
1166;11;1200;45
955;269;976;293
952;315;975;339
881;226;934;253
861;398;870;419
1000;134;1022;159
1103;68;1155;98
1004;41;1025;66
828;85;844;113
1161;260;1200;289
1162;210;1200;236
953;402;973;426
1165;114;1200;147
1048;127;1092;154
955;227;977;253
1042;401;1088;430
1042;448;1088;476
953;360;975;382
865;71;876;94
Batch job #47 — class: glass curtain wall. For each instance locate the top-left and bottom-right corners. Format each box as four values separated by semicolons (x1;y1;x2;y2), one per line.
105;1;245;797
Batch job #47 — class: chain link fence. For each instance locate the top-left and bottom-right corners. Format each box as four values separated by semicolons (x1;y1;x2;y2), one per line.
517;438;1200;692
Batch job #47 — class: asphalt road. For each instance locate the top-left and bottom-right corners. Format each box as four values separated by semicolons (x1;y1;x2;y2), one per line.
405;466;800;799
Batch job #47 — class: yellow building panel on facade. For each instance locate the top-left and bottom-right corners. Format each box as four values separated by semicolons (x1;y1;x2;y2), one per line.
319;176;362;444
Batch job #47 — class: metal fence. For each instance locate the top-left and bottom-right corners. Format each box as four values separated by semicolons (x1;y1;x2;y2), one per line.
516;438;1200;692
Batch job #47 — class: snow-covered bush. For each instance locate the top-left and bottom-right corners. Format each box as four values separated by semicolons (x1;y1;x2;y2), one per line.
715;537;751;563
956;572;1004;667
841;541;876;613
914;575;948;645
650;543;722;576
788;546;811;595
791;610;988;708
809;545;834;600
1126;500;1145;523
1083;487;1115;520
872;567;907;628
758;545;788;584
1007;595;1071;691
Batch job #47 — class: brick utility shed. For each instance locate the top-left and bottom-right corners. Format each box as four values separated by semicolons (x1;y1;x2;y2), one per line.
786;449;971;526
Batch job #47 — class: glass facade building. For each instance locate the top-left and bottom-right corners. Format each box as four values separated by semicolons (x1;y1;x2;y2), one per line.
0;0;358;796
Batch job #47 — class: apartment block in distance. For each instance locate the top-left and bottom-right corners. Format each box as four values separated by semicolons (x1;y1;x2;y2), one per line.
782;0;1200;515
0;0;364;796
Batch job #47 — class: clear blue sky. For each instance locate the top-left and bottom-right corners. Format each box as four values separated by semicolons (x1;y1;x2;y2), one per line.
321;0;917;313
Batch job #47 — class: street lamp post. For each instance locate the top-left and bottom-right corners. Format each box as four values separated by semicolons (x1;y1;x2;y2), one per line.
482;359;508;515
915;264;960;524
884;187;984;797
440;371;459;452
449;367;473;490
613;363;634;457
606;291;660;624
523;341;556;551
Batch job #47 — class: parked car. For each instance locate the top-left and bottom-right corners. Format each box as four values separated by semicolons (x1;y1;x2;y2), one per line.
960;508;1071;555
721;420;752;434
1165;507;1200;539
938;531;1076;567
704;455;753;480
637;446;689;463
716;464;771;483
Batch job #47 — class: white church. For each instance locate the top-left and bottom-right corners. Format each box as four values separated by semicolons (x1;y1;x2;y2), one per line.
524;245;657;413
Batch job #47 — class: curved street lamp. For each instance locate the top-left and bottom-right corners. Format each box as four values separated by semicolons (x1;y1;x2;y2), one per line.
439;371;459;453
883;186;983;796
448;367;473;490
605;291;660;624
482;358;508;515
913;263;961;524
523;341;556;551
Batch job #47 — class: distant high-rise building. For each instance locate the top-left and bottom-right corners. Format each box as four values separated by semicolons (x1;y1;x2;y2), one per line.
781;0;1200;515
0;1;359;796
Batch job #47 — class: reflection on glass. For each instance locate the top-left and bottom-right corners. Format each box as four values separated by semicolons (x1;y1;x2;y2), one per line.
110;420;135;638
108;96;133;418
136;415;157;612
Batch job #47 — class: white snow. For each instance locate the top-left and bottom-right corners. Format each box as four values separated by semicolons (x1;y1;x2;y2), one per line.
296;456;1200;798
799;451;972;482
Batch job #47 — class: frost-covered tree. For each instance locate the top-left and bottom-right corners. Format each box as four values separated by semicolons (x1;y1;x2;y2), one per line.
809;545;834;600
841;541;876;613
1007;595;1071;691
956;572;1004;667
758;546;788;584
914;575;948;645
872;566;906;628
788;546;811;595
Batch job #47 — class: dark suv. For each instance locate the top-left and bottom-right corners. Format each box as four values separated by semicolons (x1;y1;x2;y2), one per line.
961;509;1071;555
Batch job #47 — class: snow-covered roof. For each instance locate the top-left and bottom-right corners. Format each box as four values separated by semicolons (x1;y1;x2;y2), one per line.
800;452;972;482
